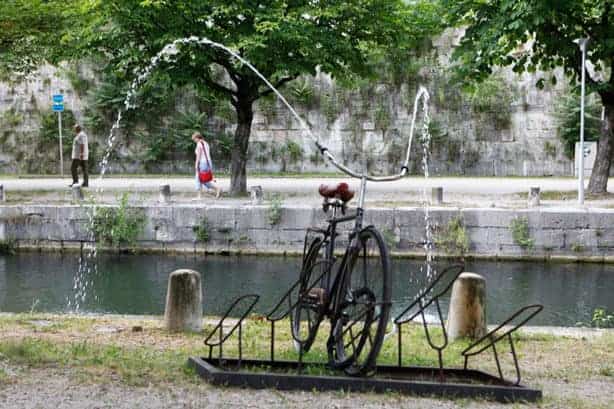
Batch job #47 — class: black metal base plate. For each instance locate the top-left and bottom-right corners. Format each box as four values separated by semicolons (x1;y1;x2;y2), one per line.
188;357;541;403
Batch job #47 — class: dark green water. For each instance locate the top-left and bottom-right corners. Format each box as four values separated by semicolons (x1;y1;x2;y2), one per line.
0;253;612;326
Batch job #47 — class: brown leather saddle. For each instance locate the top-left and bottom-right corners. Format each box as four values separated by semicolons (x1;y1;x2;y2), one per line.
318;182;355;203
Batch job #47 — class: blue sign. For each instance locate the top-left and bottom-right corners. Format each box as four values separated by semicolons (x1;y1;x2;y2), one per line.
52;103;64;112
53;94;64;103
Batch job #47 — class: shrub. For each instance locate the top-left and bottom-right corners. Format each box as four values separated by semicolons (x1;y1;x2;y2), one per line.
267;196;283;226
0;239;17;255
92;193;145;250
193;217;210;243
591;308;614;328
555;88;602;159
509;217;534;250
435;216;469;256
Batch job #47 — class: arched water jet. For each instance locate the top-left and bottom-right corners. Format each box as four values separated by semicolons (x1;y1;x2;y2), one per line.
68;36;433;311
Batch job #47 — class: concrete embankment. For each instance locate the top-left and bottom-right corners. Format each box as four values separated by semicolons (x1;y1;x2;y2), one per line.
1;204;614;261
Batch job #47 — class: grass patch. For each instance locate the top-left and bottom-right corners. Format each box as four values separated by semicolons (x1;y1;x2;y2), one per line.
0;337;196;386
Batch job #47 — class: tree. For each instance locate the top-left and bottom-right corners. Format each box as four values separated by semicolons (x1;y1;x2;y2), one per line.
443;1;614;193
1;0;443;195
0;0;80;79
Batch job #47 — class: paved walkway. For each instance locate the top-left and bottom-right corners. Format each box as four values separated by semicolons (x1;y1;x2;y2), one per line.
0;176;611;208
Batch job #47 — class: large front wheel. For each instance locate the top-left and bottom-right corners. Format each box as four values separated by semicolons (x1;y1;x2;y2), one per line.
328;226;391;376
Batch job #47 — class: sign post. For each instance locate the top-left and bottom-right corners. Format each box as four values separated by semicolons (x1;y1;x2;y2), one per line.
52;94;65;176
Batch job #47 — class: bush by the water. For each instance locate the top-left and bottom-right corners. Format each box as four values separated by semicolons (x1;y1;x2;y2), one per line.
591;308;614;328
92;194;145;250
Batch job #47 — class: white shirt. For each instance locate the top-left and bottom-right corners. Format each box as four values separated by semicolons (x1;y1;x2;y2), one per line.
71;131;89;160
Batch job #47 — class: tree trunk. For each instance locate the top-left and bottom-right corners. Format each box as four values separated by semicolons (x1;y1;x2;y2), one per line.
588;102;614;194
230;99;254;196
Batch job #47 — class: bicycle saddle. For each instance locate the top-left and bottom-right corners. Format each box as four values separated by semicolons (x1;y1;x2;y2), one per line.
318;182;355;202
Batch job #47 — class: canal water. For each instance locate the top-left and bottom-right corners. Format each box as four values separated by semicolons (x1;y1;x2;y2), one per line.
0;253;612;327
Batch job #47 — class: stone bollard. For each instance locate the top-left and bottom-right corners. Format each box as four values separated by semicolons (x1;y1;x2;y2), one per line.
250;185;263;205
528;186;540;208
72;185;84;202
159;184;171;204
0;184;4;202
446;272;487;341
164;269;203;332
432;186;443;205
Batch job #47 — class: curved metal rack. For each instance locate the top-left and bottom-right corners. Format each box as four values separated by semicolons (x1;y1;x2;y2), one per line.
462;304;544;385
393;264;465;375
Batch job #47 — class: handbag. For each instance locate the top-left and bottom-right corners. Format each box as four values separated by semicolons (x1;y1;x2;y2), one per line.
198;141;214;183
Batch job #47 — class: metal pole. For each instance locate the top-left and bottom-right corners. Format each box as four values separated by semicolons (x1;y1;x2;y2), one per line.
58;111;64;177
578;39;587;205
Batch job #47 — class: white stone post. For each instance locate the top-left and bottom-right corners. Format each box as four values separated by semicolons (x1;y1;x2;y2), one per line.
528;186;540;208
164;269;203;332
159;184;171;204
250;185;263;205
446;272;487;341
432;187;443;205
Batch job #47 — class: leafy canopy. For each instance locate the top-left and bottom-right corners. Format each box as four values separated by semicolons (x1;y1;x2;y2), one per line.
443;0;614;99
65;0;443;104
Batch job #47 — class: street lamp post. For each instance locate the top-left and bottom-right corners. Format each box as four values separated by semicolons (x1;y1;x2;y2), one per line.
577;38;589;205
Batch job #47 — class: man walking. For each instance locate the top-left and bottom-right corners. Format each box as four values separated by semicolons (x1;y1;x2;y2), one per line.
70;124;89;187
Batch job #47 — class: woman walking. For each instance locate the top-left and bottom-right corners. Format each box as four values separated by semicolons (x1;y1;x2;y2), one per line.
192;132;222;199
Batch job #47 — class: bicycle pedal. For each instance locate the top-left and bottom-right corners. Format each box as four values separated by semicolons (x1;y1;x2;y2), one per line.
307;288;328;305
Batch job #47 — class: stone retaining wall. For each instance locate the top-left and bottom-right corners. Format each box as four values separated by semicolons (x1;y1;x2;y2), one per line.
1;204;614;261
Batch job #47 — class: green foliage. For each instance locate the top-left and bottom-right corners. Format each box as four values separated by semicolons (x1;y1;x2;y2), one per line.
192;217;210;243
374;105;392;133
509;217;534;250
0;239;17;255
288;78;317;108
320;92;342;126
267;195;283;226
258;95;277;123
435;216;469;256
0;108;23;128
92;194;145;250
543;141;557;158
63;66;92;96
555;89;603;159
38;109;77;144
591;308;614;328
465;75;514;130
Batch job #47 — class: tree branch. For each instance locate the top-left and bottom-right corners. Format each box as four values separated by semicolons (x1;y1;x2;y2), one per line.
257;75;298;98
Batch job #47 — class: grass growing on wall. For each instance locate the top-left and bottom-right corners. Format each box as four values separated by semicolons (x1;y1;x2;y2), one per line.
92;193;145;251
509;216;534;250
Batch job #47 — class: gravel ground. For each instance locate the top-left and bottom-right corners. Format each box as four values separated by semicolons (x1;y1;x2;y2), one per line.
0;366;538;409
1;366;612;409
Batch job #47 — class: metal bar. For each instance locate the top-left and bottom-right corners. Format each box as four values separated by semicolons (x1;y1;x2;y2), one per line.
491;338;503;381
58;112;64;177
219;326;223;362
397;324;402;367
395;264;464;325
238;322;242;367
508;333;521;385
270;321;275;362
462;305;543;357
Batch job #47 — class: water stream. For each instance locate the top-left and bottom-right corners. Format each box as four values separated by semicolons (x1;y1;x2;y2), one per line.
68;36;434;312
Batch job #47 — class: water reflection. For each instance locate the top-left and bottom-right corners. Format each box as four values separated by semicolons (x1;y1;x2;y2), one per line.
0;253;612;327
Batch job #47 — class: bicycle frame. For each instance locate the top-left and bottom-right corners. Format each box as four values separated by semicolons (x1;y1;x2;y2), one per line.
308;176;370;320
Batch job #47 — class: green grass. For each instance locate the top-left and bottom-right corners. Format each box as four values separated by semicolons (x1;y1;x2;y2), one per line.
0;337;197;386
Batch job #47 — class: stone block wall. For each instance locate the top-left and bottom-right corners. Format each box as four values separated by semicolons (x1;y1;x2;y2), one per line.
2;204;614;261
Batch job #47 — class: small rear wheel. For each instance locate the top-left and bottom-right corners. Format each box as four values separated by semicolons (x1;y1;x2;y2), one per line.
291;237;326;353
328;226;391;376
